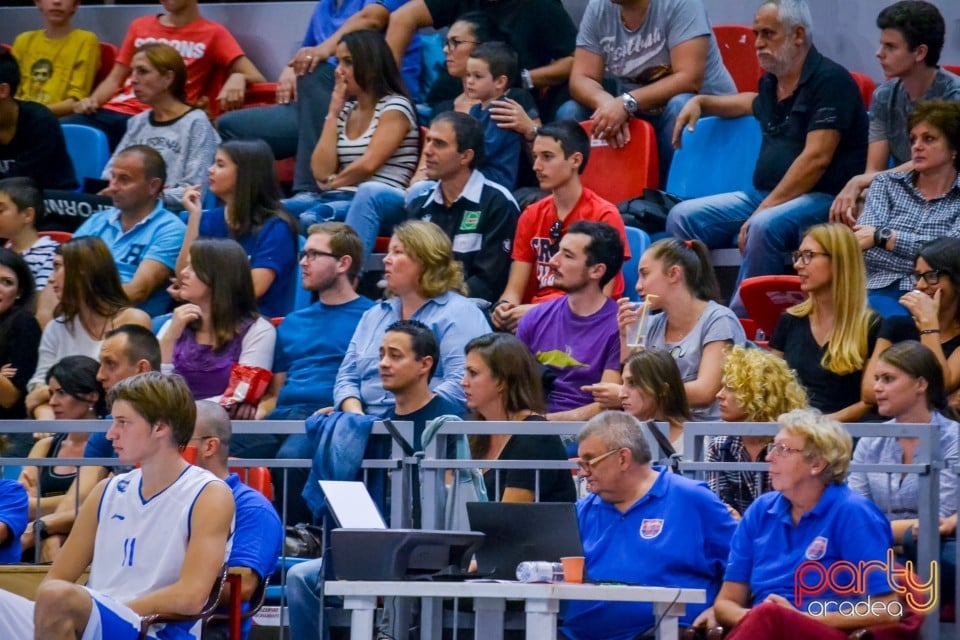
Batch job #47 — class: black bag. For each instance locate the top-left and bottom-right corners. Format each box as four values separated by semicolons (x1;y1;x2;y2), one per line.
284;523;324;558
618;189;684;234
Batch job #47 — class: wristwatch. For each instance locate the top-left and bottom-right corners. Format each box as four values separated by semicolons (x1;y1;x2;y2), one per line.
34;519;50;541
521;68;535;90
620;92;639;116
874;227;893;250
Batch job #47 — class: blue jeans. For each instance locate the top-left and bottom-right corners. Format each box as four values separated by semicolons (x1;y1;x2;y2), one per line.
666;187;833;313
287;557;328;640
343;182;409;258
867;284;911;318
283;190;355;233
556;92;694;186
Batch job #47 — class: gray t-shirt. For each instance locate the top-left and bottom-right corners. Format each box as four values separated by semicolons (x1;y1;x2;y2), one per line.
576;0;735;96
644;300;745;421
868;69;960;165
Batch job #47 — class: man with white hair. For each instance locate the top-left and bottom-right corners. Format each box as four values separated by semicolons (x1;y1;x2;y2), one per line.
666;0;868;315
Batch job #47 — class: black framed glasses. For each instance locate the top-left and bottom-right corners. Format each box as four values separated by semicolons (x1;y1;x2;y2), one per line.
299;249;340;262
444;37;478;49
915;269;944;285
791;250;830;265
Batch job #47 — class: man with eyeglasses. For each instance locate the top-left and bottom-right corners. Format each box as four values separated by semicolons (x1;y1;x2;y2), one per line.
665;0;868;316
235;222;374;524
561;411;736;640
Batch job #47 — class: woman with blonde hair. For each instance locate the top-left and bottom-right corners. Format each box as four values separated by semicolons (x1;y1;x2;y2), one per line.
100;42;220;209
333;220;490;416
708;346;808;518
769;223;879;421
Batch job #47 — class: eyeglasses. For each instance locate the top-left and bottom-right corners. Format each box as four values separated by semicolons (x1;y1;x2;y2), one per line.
791;250;830;265
915;269;944;285
444;37;478;50
299;249;340;262
575;448;622;472
765;442;805;458
549;219;562;253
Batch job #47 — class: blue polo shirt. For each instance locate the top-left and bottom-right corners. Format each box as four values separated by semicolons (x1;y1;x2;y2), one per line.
725;483;894;613
561;467;736;640
74;202;186;317
0;480;28;563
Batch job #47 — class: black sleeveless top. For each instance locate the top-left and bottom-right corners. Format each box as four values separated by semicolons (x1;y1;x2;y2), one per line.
38;433;78;497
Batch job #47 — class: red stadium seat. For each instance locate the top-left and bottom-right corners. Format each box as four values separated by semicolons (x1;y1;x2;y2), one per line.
243;82;278;108
943;64;960;76
712;25;762;92
269;316;284;328
38;231;73;243
229;465;274;502
738;275;806;338
94;42;118;87
848;71;876;109
579;118;659;203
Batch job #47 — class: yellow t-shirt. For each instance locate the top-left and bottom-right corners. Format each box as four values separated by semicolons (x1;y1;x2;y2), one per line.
11;29;100;105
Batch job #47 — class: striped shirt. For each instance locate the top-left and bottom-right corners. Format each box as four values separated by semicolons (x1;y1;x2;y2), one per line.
706;435;773;517
336;94;418;192
9;235;58;289
858;170;960;291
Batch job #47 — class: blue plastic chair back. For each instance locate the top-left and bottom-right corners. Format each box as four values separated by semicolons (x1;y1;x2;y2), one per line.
622;226;651;302
61;124;110;188
666;116;761;200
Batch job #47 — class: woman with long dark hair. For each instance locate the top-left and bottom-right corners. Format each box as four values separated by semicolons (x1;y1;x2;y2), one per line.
178;139;299;317
0;248;41;455
618;348;690;454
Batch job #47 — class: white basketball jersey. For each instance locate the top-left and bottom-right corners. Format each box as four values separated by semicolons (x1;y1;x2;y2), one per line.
89;465;230;600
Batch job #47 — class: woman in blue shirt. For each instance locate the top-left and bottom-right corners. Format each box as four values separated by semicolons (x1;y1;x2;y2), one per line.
178;139;298;318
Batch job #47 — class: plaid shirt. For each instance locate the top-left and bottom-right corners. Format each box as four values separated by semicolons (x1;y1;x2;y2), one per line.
706;436;773;517
859;170;960;291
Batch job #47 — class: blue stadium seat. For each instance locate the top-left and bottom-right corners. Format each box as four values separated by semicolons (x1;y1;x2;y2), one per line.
622;226;651;302
665;116;761;200
61;124;110;190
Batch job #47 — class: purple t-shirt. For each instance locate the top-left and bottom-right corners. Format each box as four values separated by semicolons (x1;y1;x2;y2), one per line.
517;296;620;412
174;319;253;399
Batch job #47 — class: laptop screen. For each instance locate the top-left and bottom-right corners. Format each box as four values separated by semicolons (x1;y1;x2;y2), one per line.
319;480;387;529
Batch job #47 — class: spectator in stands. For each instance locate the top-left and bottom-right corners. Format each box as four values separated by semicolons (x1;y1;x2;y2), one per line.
0;52;77;191
855;101;960;314
831;0;960;225
863;238;960;405
283;30;419;231
666;0;868;315
22;325;160;564
617;239;744;420
158;238;275;404
708;346;808;519
0;249;41;456
617;348;690;454
403;111;518;302
333;220;489;415
564;0;736;180
66;0;264;150
178;139;299;318
217;0;422;201
191;401;283;640
0;178;57;292
564;410;735;639
770;223;879;421
699;409;897;639
25;238;150;421
100;43;220;211
18;355;104;561
73;145;186;317
11;0;98;117
0;373;235;640
462;332;575;502
517;221;623;422
492;121;628;333
851;341;957;606
382;320;466;449
0;437;28;565
386;0;577;120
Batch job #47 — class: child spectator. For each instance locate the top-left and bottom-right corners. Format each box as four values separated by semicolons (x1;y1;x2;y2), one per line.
11;0;99;117
465;42;523;190
0;178;57;290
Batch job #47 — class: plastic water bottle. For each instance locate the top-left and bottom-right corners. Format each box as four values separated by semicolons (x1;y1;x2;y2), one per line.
516;561;564;583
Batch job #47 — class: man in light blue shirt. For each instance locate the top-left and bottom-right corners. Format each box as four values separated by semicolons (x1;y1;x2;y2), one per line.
73;145;185;317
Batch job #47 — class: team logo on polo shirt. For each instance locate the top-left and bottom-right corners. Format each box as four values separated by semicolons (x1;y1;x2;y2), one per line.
639;519;664;539
805;536;828;560
460;211;481;231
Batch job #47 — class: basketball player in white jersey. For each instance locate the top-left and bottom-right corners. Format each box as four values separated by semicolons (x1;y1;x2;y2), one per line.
0;372;235;640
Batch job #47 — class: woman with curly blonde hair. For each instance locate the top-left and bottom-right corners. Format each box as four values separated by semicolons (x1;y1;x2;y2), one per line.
769;223;879;421
707;346;808;518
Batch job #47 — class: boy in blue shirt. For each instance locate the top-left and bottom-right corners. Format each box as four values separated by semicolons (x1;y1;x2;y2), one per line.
465;42;523;190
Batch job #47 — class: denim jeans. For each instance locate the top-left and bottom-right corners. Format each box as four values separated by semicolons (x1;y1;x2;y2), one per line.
867;284;911;318
283;190;356;233
666;187;833;314
287;557;328;640
343;182;409;258
555;92;694;186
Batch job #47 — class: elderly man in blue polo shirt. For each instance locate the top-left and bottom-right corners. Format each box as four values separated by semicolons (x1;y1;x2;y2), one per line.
73;144;185;317
561;411;736;640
